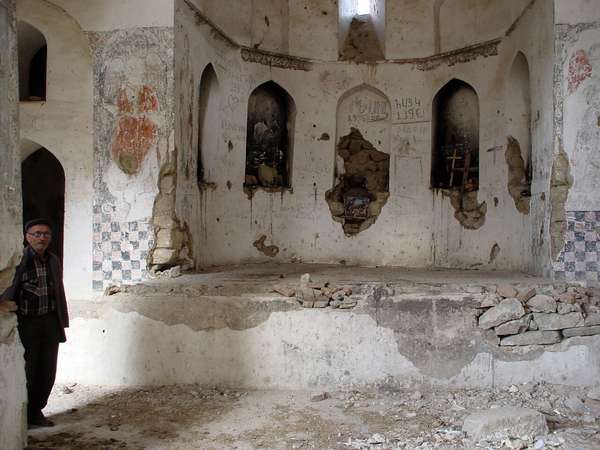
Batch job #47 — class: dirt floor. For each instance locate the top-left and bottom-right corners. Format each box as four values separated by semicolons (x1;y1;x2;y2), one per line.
26;382;600;450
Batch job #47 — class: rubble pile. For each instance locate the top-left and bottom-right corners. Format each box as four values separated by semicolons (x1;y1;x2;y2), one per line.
478;284;600;345
289;273;358;309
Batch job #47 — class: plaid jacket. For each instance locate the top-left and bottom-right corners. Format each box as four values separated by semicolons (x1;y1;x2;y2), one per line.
18;247;56;316
1;246;69;342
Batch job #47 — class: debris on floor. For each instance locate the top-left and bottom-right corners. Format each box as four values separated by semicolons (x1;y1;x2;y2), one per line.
27;381;600;449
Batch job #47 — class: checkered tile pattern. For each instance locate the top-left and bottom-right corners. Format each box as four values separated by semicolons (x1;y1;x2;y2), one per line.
92;205;154;291
553;211;600;284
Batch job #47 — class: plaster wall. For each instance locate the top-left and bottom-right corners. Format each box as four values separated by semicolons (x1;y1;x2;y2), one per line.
0;0;27;447
18;0;94;299
386;0;434;58
553;0;600;283
175;0;553;273
438;0;531;53
44;0;174;31
57;293;600;390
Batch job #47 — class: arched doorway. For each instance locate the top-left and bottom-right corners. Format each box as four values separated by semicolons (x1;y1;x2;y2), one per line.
22;147;65;264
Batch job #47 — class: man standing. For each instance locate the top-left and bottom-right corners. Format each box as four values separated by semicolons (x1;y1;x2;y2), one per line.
0;219;69;428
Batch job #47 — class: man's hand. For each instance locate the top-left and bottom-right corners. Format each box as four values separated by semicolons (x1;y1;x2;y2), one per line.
0;300;17;314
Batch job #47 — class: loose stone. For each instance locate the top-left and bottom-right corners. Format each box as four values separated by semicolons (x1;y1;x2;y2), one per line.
527;295;557;313
500;331;561;346
533;312;584;330
462;407;548;441
478;298;525;330
562;325;600;338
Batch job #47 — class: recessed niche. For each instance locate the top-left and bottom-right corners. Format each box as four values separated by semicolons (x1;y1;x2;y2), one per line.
18;21;47;101
431;79;479;191
197;63;219;189
244;81;295;197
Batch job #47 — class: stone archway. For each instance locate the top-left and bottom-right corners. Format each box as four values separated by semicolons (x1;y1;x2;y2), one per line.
22;146;65;264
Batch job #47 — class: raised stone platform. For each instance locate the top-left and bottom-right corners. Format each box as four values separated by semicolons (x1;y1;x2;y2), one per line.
58;264;600;389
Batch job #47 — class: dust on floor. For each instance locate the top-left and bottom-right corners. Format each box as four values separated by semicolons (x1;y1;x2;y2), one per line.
27;382;600;449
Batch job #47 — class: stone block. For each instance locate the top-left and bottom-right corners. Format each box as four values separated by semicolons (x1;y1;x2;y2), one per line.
557;302;581;314
150;248;178;265
558;292;576;304
496;284;518;299
463;407;548;441
494;314;531;336
478;299;525;330
479;293;500;308
585;313;600;326
517;288;536;303
155;228;183;249
500;331;561;346
527;295;557;313
533;312;584;330
562;326;600;338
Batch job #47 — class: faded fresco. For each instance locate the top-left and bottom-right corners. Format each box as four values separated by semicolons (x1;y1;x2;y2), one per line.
90;28;174;289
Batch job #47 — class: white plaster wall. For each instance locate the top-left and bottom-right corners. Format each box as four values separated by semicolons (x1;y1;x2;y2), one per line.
0;316;27;450
371;0;386;55
439;0;531;53
175;0;553;272
57;306;600;389
555;0;600;26
46;0;174;31
0;1;27;447
386;0;434;58
18;0;94;299
555;14;600;211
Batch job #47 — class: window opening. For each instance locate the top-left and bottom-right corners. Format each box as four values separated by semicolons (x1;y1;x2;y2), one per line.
18;21;47;101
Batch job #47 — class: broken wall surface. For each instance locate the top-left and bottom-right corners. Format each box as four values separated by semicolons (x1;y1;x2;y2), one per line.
175;0;553;273
553;0;600;285
56;272;600;390
0;0;27;448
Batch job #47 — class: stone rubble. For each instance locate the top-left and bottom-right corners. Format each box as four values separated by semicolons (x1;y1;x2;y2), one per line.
295;273;357;309
30;381;600;450
478;284;600;346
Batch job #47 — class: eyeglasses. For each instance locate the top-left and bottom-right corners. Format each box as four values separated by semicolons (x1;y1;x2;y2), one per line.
27;231;52;238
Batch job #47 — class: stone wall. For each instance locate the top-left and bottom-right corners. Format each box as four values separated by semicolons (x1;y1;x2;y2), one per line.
0;0;27;448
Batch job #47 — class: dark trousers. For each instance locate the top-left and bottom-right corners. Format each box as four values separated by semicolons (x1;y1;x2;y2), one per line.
17;313;61;420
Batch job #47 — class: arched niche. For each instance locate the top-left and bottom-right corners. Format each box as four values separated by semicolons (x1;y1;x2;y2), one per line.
506;51;532;214
197;63;220;188
326;85;391;235
244;81;295;193
18;20;47;101
431;79;479;191
21;145;65;264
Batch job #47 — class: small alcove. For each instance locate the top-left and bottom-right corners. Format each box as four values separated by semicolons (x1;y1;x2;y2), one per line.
197;63;220;188
18;21;47;102
431;79;479;191
506;52;532;214
244;81;295;195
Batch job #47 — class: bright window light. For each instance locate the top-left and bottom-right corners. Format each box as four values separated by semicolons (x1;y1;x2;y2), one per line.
356;0;370;15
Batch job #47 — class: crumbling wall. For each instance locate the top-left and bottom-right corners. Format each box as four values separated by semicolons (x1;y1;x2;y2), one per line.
0;1;27;448
326;128;390;235
176;0;552;271
90;27;176;289
553;1;600;283
506;136;531;215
